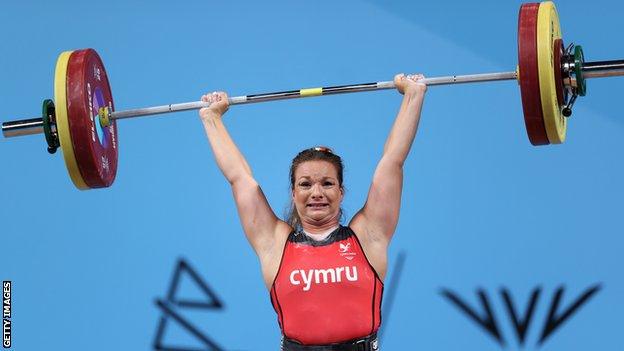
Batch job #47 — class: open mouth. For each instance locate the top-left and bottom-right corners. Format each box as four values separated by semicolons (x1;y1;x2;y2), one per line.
307;203;329;209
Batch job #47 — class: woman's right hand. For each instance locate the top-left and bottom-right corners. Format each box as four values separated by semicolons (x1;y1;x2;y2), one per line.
199;91;229;122
393;73;427;96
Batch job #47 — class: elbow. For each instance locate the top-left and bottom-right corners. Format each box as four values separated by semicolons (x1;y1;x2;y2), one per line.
224;167;254;186
230;173;258;191
224;172;241;186
381;155;405;170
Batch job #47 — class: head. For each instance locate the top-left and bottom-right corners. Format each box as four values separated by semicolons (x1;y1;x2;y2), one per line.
287;147;345;231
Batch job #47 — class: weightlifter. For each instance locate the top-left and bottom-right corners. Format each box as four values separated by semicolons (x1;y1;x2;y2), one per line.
199;73;426;350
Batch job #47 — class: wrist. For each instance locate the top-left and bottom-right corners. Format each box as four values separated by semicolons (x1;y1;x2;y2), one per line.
403;90;424;103
201;112;223;124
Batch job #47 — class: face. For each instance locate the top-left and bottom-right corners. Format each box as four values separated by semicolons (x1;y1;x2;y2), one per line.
292;160;344;227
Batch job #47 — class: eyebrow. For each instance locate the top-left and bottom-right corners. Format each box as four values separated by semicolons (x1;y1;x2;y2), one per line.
297;176;337;181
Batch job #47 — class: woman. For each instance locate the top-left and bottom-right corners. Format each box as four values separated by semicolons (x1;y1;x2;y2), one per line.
199;73;426;350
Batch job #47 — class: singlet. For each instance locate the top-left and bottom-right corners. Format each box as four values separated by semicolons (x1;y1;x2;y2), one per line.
270;226;384;345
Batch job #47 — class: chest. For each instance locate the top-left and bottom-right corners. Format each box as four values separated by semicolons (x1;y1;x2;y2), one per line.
276;236;377;293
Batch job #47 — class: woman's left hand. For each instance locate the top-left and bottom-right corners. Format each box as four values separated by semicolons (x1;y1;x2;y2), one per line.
199;91;230;123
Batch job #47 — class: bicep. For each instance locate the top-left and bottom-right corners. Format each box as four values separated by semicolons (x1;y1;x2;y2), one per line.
231;175;288;255
351;156;403;241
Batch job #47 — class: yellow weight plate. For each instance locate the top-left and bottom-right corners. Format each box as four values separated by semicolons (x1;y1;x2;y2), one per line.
537;1;566;144
54;51;89;190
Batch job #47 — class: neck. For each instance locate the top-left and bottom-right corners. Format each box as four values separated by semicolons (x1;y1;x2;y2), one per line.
300;219;339;235
302;224;339;241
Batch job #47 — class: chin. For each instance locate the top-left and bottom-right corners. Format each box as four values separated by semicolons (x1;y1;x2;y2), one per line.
307;212;338;223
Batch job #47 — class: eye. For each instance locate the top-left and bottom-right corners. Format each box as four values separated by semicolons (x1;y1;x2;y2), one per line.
299;181;311;188
323;181;334;187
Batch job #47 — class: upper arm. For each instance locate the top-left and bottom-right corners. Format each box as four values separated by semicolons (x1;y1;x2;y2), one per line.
350;155;403;243
231;174;291;257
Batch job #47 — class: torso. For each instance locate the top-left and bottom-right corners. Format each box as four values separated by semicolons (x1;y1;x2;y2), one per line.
269;226;384;345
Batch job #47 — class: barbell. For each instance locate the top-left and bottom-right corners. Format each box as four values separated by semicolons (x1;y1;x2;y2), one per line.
2;1;624;190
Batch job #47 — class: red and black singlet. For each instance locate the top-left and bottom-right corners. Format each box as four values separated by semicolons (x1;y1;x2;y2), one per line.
270;226;384;345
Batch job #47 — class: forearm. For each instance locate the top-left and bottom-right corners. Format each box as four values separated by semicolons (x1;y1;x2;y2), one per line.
382;91;425;165
202;114;253;184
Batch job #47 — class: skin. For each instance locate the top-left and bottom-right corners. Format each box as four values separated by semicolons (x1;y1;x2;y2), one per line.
200;73;426;287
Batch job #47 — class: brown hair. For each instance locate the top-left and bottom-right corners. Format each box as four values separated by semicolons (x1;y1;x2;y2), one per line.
286;147;345;230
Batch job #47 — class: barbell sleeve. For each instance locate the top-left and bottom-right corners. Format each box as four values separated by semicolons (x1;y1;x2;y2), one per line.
2;117;44;137
582;59;624;78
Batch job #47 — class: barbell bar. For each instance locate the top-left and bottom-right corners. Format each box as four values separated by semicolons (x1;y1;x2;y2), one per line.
2;71;520;138
5;62;624;137
2;1;624;190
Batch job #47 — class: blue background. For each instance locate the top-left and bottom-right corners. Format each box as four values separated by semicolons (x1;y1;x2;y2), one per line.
1;1;622;350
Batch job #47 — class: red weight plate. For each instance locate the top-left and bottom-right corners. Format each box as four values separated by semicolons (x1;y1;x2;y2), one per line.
66;49;118;188
553;38;565;107
518;3;549;145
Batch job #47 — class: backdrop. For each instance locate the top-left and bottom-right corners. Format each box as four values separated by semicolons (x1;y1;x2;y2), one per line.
1;1;622;350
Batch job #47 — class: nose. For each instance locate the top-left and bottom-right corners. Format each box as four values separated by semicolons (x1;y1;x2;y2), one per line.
311;184;324;199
